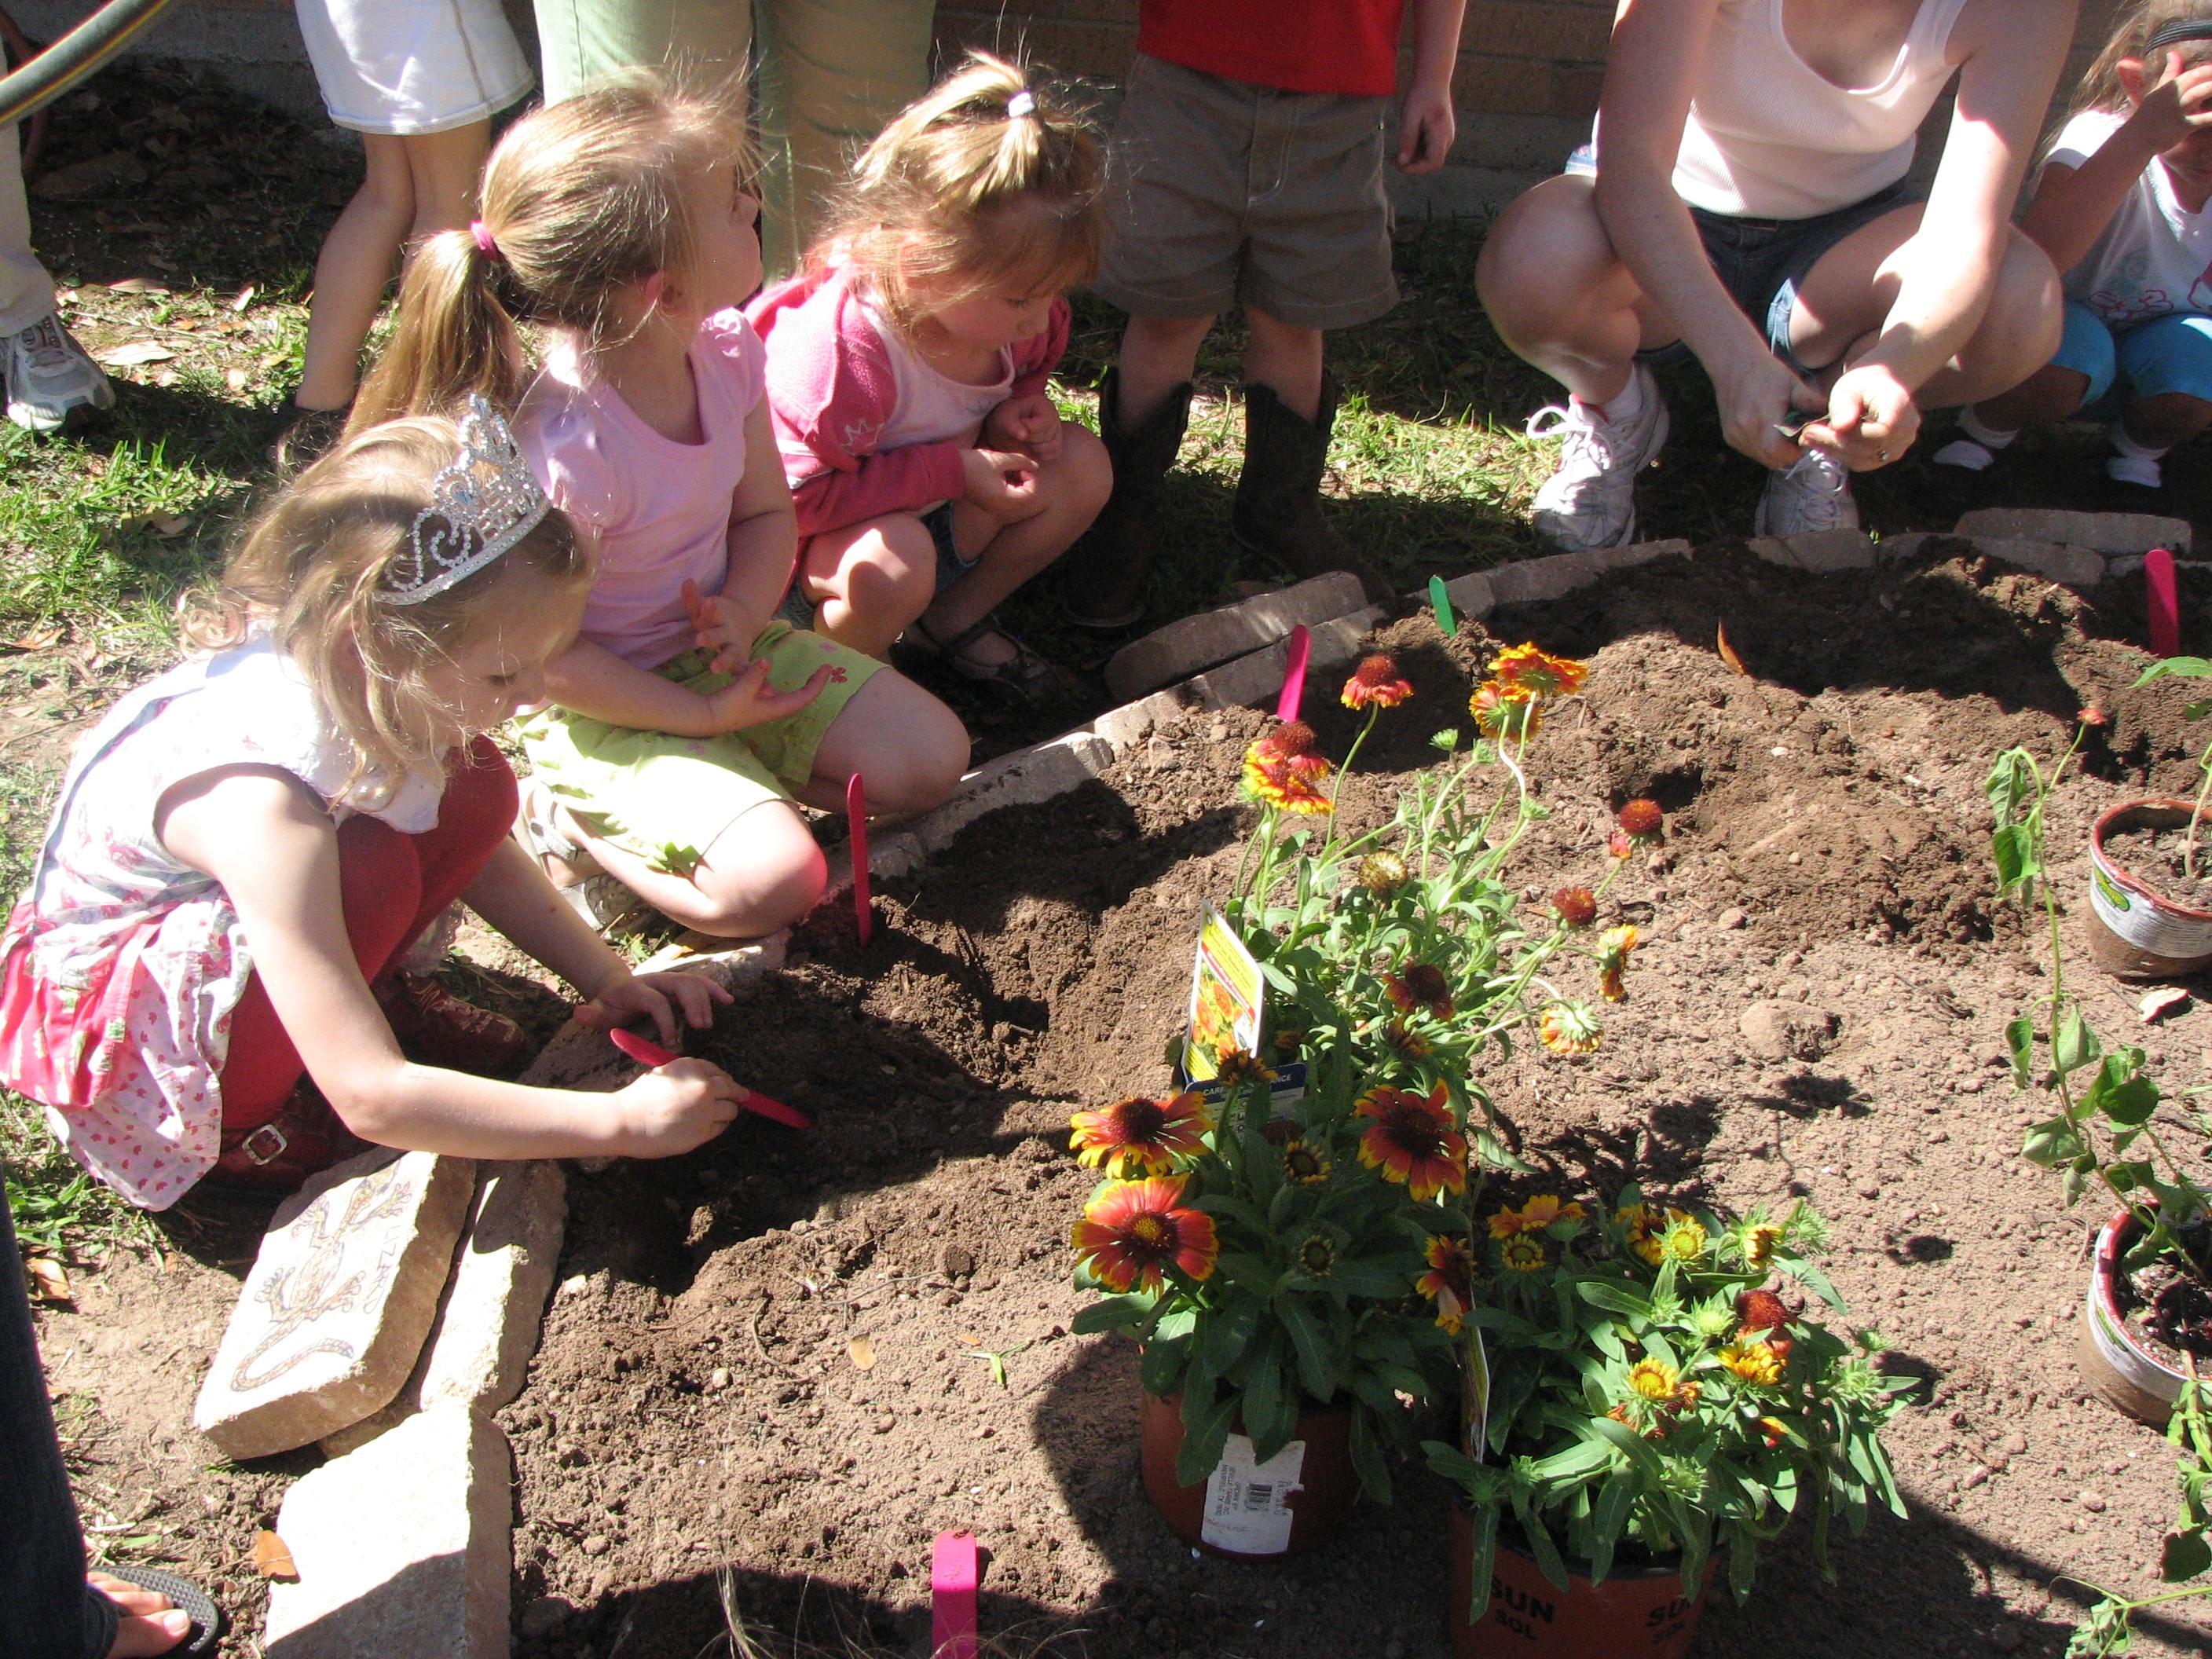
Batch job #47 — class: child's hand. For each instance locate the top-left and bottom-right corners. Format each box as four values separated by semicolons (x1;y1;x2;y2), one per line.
573;969;731;1048
698;654;831;734
611;1057;745;1155
983;393;1064;461
2132;53;2212;153
1805;364;1918;471
962;446;1042;520
682;577;755;674
1396;84;1457;176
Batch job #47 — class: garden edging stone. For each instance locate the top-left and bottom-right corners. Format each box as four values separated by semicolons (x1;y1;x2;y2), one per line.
1102;573;1368;702
1954;507;2191;556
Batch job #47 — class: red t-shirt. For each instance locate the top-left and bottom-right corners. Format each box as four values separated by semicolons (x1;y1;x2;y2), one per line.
1137;0;1407;98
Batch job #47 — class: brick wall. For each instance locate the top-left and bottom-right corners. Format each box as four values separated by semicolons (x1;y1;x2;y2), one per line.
30;0;2136;213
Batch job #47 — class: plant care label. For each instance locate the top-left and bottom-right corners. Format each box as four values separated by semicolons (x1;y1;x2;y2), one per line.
1182;906;1265;1080
1201;1434;1305;1555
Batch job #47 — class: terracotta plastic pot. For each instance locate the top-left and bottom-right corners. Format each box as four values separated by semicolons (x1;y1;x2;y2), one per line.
1446;1507;1712;1659
1138;1390;1355;1559
2085;800;2212;979
2079;1207;2186;1425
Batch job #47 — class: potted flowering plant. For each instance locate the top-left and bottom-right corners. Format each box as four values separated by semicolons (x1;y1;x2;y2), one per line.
1067;643;1662;1557
1423;1188;1909;1658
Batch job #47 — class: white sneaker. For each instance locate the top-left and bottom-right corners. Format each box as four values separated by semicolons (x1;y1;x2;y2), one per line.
2107;452;2163;489
1931;438;1996;472
1755;447;1859;536
3;312;114;434
1525;363;1670;551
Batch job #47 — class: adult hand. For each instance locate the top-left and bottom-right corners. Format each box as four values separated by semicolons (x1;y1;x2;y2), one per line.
961;446;1042;521
983;393;1064;462
1712;350;1825;469
1806;364;1919;471
694;656;830;735
611;1057;744;1155
573;970;732;1048
90;1573;191;1658
1396;83;1457;175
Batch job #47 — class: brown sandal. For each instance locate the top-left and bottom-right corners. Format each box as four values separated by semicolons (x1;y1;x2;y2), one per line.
913;612;1065;701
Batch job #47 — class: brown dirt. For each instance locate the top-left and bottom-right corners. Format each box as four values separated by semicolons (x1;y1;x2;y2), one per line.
36;540;2212;1657
2098;825;2212;912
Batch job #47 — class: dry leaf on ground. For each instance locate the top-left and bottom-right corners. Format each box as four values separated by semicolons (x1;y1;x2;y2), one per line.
251;1529;298;1580
94;341;174;368
848;1334;877;1370
25;1257;71;1303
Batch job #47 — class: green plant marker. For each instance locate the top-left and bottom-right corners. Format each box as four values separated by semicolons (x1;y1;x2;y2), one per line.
1429;575;1456;636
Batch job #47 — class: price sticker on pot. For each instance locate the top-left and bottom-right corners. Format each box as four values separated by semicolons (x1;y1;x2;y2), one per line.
1201;1433;1305;1555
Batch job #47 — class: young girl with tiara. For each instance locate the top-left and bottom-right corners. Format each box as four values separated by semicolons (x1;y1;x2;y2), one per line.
746;54;1111;695
0;405;749;1207
1936;2;2212;490
353;76;969;939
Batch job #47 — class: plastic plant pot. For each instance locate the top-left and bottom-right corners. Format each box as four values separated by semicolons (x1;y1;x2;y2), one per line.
1138;1390;1356;1560
2085;800;2212;980
1447;1507;1712;1659
2078;1205;2189;1426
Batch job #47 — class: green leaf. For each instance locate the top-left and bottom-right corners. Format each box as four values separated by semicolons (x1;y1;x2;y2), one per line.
1071;1296;1151;1336
1243;1335;1291;1464
1349;1404;1392;1503
2005;1017;2036;1090
2136;655;2212;686
1139;1335;1190;1397
1463;1500;1500;1627
1575;1282;1655;1320
2054;1009;2101;1077
1174;1389;1238;1489
2023;1115;2082;1167
1770;1251;1844;1311
1990;822;2037;896
1588;1470;1634;1584
1276;1295;1338;1401
2164;1527;2212;1584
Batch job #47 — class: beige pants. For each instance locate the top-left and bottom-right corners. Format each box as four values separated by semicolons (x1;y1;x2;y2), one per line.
0;123;56;336
531;0;936;277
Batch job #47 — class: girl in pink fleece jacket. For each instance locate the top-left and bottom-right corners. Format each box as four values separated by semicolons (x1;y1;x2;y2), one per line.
749;54;1111;698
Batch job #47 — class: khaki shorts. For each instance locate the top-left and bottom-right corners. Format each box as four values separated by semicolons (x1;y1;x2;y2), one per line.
515;626;880;875
1095;54;1397;332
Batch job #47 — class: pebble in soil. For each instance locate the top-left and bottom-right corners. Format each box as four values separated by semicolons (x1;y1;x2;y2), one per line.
496;543;2212;1658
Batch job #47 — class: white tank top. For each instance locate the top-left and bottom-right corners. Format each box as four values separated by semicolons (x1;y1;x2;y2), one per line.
1670;0;1972;220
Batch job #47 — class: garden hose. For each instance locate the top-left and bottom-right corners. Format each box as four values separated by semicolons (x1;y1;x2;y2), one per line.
0;0;177;130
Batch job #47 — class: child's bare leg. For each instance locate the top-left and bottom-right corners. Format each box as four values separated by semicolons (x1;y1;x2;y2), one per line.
800;513;937;659
919;423;1111;665
1972;364;2093;432
2119;391;2212;452
573;800;827;939
795;669;969;815
1243;309;1324;421
402;122;490;244
297;135;414;412
1118;312;1213;423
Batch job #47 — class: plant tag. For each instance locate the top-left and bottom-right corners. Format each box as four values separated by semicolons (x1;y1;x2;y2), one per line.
1181;906;1264;1080
1429;575;1456;637
2148;547;2180;660
1276;624;1309;724
1201;1434;1304;1555
931;1531;979;1659
847;772;872;947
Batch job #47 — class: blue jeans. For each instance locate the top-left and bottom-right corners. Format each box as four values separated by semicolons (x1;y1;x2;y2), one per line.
2050;299;2212;410
0;1178;119;1659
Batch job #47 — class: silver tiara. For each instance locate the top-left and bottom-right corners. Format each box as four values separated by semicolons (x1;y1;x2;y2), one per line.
382;395;551;606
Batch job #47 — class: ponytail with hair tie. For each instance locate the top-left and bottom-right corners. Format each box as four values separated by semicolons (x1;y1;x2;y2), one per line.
1005;90;1035;120
470;220;502;262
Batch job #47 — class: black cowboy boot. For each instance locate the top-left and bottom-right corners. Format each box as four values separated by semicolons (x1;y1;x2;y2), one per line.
1231;373;1390;602
1061;368;1192;631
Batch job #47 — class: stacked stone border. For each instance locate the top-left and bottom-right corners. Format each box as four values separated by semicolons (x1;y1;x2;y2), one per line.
240;507;2192;1655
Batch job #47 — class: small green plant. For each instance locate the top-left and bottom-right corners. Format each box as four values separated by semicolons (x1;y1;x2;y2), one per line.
2061;1368;2212;1657
1422;1188;1907;1603
2132;655;2212;878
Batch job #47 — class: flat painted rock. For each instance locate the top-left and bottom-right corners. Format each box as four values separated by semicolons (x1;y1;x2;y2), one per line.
192;1148;476;1459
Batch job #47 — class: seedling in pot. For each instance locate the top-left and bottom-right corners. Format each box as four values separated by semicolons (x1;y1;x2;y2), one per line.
2130;650;2212;881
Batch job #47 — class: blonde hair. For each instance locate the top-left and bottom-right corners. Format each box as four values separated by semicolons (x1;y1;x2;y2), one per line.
183;416;591;803
350;71;753;432
820;53;1103;331
2075;0;2212;115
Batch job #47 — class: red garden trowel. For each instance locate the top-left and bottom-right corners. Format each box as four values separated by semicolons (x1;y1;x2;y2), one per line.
606;1027;813;1130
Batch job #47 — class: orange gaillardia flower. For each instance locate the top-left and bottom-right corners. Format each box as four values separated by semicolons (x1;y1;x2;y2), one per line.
1617;798;1664;840
1619;1202;1702;1267
1737;1287;1790;1333
1596;923;1639;1002
1628;1358;1683;1403
1385;961;1454;1020
1538;1003;1602;1055
1500;1234;1547;1273
1242;722;1333;814
1419;1235;1476;1332
1757;1415;1791;1449
1719;1342;1786;1386
1355;1083;1467;1200
1553;886;1598;927
1280;1137;1331;1185
1489;1194;1586;1238
1470;679;1540;742
1213;1046;1278;1091
1742;1222;1782;1268
1490;643;1588;699
1068;1092;1214;1177
1071;1178;1219;1294
1342;654;1415;709
1384;1016;1434;1060
1606;829;1633;859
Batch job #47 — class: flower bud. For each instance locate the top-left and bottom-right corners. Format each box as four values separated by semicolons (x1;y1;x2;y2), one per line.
1553;886;1597;927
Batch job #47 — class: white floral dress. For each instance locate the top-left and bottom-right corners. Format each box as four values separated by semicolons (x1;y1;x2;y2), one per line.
0;640;443;1209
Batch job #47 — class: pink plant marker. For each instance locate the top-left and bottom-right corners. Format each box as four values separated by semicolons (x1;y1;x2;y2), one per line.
931;1531;979;1659
2148;546;2181;660
606;1027;815;1130
1276;624;1310;725
846;772;873;947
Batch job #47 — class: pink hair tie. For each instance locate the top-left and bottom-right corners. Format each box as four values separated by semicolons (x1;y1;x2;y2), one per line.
470;220;502;261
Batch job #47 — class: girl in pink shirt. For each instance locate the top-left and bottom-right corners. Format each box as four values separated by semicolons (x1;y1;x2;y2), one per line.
352;77;968;942
748;54;1111;695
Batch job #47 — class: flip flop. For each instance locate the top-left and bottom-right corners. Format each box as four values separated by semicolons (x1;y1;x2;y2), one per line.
100;1563;224;1656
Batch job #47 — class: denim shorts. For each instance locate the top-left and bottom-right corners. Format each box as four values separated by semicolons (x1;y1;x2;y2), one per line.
2051;299;2212;410
1565;146;1918;375
778;502;978;629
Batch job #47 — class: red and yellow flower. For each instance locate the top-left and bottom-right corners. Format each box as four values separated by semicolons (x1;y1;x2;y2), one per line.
1742;1221;1782;1268
1617;798;1664;840
1489;643;1588;699
1382;1016;1434;1060
1071;1177;1219;1294
1596;924;1639;1002
1419;1235;1476;1332
1384;961;1454;1021
1737;1287;1791;1334
1538;1003;1602;1055
1068;1091;1214;1178
1470;679;1540;742
1757;1415;1791;1449
1719;1341;1786;1386
1618;1202;1705;1267
1500;1234;1547;1273
1342;654;1415;709
1553;886;1597;928
1212;1046;1278;1091
1628;1357;1693;1407
1488;1194;1585;1239
1242;723;1333;814
1280;1137;1331;1185
1354;1082;1467;1200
